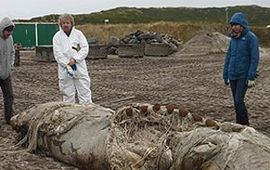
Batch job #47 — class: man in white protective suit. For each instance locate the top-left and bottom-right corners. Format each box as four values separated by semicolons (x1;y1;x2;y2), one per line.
53;14;92;104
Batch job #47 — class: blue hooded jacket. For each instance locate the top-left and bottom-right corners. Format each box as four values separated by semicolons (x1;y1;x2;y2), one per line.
223;12;259;81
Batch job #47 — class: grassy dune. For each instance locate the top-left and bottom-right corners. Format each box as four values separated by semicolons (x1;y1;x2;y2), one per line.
28;6;270;27
20;6;270;46
77;21;269;46
78;22;228;44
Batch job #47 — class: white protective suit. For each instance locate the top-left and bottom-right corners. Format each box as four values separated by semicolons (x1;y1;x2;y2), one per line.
53;27;92;104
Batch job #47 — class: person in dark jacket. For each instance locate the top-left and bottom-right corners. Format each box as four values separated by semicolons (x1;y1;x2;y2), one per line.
223;12;260;126
0;17;15;124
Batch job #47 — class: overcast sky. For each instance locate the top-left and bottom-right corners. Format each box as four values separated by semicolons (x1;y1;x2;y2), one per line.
1;0;270;21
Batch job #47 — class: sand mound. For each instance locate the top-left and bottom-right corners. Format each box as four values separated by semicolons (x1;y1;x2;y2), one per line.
173;31;230;57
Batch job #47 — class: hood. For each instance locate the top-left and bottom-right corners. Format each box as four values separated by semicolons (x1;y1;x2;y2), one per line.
0;17;15;36
230;12;249;30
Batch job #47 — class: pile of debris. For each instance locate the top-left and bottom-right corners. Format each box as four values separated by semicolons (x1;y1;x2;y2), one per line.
172;31;230;57
117;30;181;47
109;30;182;56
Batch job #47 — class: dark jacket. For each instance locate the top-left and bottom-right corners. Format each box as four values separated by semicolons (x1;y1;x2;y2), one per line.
223;12;259;81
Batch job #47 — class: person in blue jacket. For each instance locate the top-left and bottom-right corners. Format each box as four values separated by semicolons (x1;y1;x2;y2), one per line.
223;12;259;126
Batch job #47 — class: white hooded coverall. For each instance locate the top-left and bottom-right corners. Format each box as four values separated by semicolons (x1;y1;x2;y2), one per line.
53;27;92;104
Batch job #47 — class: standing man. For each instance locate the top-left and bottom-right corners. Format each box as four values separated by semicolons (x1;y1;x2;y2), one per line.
53;14;92;104
0;17;15;124
223;12;259;126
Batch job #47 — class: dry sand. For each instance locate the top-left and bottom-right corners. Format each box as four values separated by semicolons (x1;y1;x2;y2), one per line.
173;31;230;56
0;49;269;169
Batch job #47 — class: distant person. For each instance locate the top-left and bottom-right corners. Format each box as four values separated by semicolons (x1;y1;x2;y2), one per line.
0;17;15;124
53;14;92;104
223;12;259;126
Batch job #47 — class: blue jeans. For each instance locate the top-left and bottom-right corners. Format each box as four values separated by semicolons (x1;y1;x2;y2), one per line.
230;78;249;125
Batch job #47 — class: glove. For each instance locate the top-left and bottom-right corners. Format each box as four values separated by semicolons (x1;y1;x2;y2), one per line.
224;79;229;86
70;64;77;71
247;80;255;88
66;65;75;77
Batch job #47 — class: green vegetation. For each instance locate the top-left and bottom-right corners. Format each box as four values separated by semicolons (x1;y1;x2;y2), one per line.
16;5;270;27
14;5;270;46
77;22;206;45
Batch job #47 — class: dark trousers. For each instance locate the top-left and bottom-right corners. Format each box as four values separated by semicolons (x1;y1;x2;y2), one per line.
230;78;249;125
0;76;14;123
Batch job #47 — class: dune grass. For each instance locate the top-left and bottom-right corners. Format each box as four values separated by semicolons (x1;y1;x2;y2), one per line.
78;22;224;44
77;21;269;47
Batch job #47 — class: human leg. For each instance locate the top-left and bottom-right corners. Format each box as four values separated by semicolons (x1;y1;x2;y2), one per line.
0;76;14;123
74;76;92;104
59;78;76;104
230;79;249;125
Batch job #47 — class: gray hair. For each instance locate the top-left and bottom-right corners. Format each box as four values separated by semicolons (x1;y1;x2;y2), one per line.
58;14;75;27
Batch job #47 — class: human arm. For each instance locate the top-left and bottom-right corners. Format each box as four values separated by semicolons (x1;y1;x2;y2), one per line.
71;31;89;63
10;37;15;68
53;34;70;67
247;35;259;81
223;41;232;85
